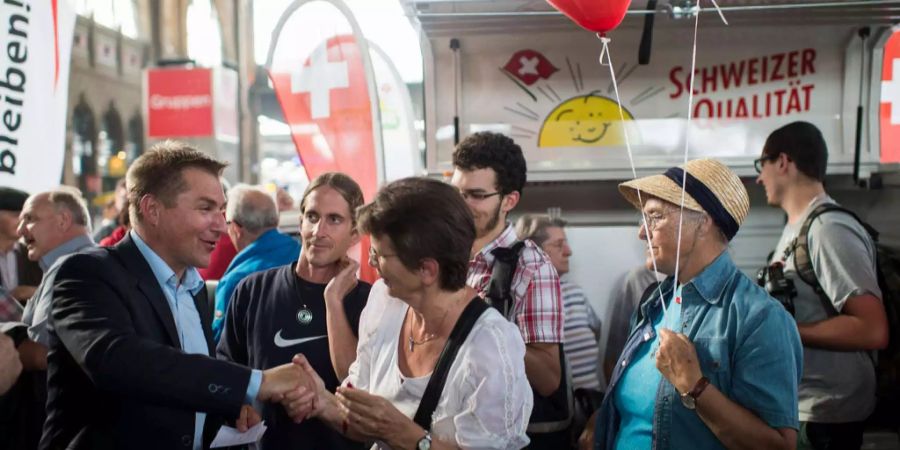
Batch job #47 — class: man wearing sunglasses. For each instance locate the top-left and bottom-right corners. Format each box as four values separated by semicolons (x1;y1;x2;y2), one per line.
757;121;886;450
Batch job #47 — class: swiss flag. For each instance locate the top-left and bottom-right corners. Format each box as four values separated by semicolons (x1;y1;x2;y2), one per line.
881;29;900;164
269;34;379;282
502;49;558;86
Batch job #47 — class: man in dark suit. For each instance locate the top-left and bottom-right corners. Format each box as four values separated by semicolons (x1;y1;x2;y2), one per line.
40;142;317;450
0;187;41;320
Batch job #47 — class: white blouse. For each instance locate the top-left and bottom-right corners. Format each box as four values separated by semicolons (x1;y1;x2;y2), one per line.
345;280;533;450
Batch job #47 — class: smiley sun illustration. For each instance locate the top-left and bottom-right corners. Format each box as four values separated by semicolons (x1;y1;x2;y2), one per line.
538;91;635;147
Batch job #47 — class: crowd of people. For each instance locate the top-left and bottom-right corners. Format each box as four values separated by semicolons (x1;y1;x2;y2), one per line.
0;120;890;450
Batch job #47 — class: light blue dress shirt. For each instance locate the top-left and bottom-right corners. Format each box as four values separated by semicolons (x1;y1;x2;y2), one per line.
131;231;262;450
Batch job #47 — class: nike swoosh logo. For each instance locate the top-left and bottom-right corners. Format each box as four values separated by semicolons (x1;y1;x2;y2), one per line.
274;330;327;348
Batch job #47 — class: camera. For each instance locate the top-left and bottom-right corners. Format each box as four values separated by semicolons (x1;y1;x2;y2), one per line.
756;261;797;315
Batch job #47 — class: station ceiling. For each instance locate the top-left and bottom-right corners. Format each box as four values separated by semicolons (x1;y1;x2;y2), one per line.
401;0;900;36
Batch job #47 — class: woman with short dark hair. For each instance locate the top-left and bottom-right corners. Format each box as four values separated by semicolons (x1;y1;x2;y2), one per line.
285;177;533;450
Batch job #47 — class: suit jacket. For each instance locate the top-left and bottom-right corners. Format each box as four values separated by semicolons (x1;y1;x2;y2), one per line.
40;235;252;450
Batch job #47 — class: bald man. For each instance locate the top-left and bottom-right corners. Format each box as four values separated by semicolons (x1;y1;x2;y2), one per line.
211;185;301;341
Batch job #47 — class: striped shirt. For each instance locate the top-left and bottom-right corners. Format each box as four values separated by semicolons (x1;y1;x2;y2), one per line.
467;224;563;344
561;278;602;390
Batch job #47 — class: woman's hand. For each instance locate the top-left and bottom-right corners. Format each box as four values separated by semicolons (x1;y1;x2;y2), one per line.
655;328;703;394
336;385;425;448
281;354;327;423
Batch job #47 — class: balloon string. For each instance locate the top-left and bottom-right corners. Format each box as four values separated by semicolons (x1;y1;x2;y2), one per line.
708;0;729;25
671;0;705;309
597;34;667;315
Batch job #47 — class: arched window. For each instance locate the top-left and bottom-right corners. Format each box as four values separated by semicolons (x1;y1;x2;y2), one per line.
98;101;125;190
187;0;223;67
126;110;144;164
71;94;98;195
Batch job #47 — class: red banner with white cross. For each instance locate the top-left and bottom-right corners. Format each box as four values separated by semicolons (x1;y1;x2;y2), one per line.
881;28;900;164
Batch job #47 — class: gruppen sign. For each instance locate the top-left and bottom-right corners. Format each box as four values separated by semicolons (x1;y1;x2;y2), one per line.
145;67;214;138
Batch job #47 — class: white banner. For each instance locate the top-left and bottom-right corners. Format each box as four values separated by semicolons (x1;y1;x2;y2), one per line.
425;22;861;178
0;0;75;193
369;41;422;182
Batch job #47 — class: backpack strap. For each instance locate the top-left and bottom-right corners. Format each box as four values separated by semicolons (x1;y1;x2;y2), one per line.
793;204;878;317
485;241;574;433
413;298;490;430
485;241;526;320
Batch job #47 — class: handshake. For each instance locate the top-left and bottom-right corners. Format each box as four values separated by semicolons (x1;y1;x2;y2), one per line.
256;354;325;423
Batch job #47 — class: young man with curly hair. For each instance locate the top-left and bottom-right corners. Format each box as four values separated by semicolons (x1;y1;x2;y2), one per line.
450;131;566;448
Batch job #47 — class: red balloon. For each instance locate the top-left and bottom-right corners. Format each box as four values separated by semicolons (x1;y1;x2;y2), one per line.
547;0;632;34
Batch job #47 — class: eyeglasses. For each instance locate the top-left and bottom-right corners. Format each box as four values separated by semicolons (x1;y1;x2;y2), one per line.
368;247;397;262
544;239;569;252
639;209;679;231
458;190;501;201
753;155;778;174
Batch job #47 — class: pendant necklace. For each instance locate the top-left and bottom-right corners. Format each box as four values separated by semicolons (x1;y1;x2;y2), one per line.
407;306;450;353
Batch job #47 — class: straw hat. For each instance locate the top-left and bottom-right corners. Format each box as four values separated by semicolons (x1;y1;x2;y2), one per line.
618;158;750;228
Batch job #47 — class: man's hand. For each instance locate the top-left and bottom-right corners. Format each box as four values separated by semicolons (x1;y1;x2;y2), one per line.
324;257;359;306
578;410;598;450
282;354;327;423
655;328;703;394
235;405;261;432
0;334;22;394
10;285;36;303
258;357;316;402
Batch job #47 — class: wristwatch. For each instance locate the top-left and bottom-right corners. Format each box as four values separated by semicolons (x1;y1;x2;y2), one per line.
416;432;432;450
680;376;710;410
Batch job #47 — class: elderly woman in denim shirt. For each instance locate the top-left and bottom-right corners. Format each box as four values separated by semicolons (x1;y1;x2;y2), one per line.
584;159;803;450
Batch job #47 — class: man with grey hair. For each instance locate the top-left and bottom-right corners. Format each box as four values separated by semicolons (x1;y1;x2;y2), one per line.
17;187;95;353
8;186;95;450
211;185;300;342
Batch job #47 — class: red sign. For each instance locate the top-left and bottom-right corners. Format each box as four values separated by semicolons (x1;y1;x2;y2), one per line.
146;68;214;138
881;30;900;164
269;34;379;282
502;49;558;86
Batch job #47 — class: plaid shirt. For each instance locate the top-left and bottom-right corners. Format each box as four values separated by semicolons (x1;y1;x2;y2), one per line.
0;291;22;322
467;224;563;344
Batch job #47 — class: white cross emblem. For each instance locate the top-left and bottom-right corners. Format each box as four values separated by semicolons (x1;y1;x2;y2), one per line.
291;45;349;119
882;58;900;125
518;56;539;76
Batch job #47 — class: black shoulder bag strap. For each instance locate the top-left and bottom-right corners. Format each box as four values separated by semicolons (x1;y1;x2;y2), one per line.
485;241;526;320
413;298;490;430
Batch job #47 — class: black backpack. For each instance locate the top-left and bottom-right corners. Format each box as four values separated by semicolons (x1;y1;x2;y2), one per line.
791;203;900;427
485;242;574;435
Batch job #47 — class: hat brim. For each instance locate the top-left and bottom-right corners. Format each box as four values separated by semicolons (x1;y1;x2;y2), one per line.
618;174;705;213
